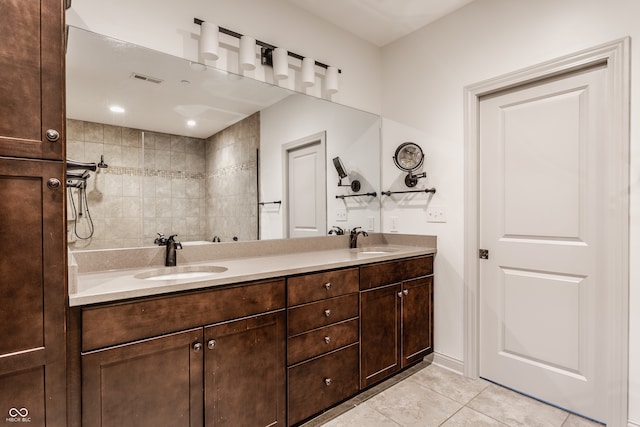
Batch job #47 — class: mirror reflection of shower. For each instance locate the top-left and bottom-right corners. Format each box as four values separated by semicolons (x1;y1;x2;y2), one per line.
67;158;108;239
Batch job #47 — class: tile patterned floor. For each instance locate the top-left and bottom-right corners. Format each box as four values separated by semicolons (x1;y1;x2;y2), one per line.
302;362;603;427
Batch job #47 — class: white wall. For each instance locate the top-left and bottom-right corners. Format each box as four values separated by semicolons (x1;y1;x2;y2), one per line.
380;0;640;424
67;0;382;114
260;95;380;239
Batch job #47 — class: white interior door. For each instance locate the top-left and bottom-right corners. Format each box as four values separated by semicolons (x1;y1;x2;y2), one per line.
479;64;607;422
286;135;326;238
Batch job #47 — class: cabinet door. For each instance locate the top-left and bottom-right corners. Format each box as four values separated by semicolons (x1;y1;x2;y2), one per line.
82;328;204;427
0;0;64;160
360;283;401;389
0;158;66;426
402;276;434;367
204;312;286;427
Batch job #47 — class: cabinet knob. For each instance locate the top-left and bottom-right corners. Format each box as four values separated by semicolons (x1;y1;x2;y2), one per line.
207;339;216;350
193;342;203;352
324;378;332;386
47;178;61;190
403;289;409;296
398;291;403;298
324;336;331;344
324;282;332;290
324;309;331;317
45;129;60;142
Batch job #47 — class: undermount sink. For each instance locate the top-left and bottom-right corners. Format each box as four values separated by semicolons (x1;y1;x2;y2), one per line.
353;246;400;255
135;265;228;281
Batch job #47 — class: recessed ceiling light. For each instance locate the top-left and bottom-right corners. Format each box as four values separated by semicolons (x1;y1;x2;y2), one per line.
187;120;196;127
109;105;125;113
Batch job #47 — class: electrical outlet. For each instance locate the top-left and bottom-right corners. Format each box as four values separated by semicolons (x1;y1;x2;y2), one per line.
367;216;375;231
336;208;347;221
390;216;399;232
427;207;447;223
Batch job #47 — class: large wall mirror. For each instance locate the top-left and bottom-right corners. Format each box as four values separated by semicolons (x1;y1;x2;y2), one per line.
66;26;381;250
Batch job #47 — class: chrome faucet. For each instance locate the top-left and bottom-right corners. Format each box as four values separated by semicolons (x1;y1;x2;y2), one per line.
349;227;368;249
165;234;182;267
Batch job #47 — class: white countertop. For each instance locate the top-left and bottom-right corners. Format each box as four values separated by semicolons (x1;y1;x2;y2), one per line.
69;242;436;307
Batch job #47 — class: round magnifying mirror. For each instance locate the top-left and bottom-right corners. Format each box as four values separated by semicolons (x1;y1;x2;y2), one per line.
393;142;424;172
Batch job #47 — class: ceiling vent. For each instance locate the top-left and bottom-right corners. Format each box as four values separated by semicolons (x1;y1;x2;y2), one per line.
130;72;163;84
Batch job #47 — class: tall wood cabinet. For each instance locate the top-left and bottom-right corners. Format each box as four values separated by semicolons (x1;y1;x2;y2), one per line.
0;0;67;426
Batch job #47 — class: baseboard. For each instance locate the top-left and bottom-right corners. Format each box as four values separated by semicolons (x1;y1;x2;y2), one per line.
432;352;464;375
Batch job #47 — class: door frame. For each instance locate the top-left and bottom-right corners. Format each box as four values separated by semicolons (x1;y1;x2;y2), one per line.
281;131;327;238
463;39;630;425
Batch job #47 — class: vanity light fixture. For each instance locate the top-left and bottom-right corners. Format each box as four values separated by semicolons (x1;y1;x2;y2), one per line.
301;57;316;87
194;18;340;92
272;47;289;80
199;21;220;61
393;142;427;187
239;35;257;70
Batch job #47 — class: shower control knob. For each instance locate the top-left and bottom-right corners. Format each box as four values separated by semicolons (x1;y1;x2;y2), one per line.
47;178;61;189
45;129;60;142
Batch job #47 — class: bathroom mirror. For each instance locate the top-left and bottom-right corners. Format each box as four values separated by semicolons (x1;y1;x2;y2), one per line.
65;26;380;250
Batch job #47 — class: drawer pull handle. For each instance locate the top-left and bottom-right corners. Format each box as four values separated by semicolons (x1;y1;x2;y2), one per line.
324;378;332;386
324;309;331;317
193;342;203;352
324;336;331;344
207;339;216;350
403;289;409;296
324;282;332;290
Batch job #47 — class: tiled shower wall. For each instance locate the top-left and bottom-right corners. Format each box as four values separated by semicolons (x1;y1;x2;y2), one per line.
66;119;207;250
205;113;259;242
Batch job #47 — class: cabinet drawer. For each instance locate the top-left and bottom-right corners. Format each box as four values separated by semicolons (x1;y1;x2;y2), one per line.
288;344;359;426
288;268;359;305
360;255;433;290
288;294;358;336
288;318;358;365
82;279;285;351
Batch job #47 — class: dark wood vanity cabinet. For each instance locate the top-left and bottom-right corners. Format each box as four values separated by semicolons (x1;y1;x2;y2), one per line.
286;268;360;426
75;280;287;427
82;328;204;427
359;256;434;389
70;254;434;426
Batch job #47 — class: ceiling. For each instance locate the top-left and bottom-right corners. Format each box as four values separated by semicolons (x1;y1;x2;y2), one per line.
287;0;475;47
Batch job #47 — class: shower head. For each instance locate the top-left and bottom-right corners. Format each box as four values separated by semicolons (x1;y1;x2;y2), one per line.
98;155;109;168
67;158;97;171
